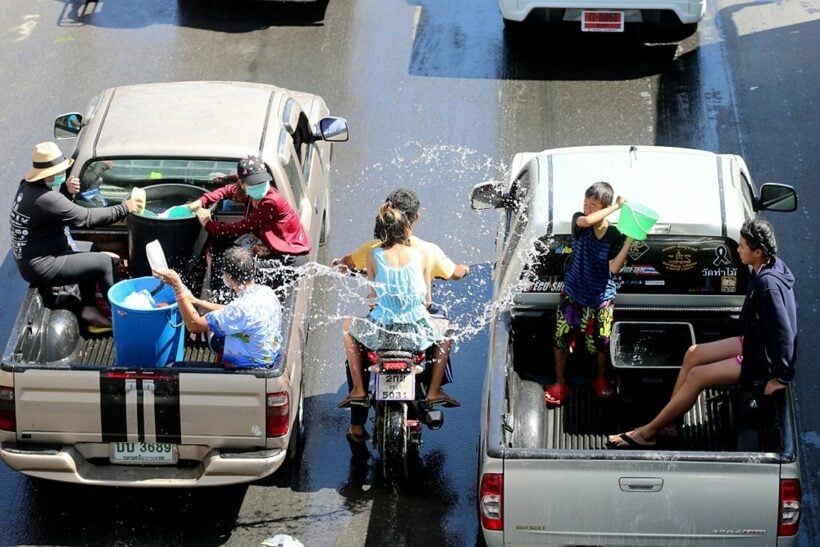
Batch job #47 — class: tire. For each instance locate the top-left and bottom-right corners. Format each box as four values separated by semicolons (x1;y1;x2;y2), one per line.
380;403;409;480
509;372;545;449
286;379;305;464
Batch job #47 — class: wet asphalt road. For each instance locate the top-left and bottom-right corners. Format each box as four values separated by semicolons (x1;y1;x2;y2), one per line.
0;0;818;545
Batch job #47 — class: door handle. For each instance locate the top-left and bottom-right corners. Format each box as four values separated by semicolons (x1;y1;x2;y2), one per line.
619;477;663;492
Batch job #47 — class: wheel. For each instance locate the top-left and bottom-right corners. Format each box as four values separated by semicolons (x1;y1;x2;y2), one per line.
286;379;305;463
509;372;545;449
379;403;409;480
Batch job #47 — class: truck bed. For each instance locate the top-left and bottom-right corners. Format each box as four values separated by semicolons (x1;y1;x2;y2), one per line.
508;310;782;453
511;374;743;451
73;334;216;368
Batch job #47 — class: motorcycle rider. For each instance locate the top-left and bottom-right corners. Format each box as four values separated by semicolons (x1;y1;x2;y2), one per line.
334;188;469;443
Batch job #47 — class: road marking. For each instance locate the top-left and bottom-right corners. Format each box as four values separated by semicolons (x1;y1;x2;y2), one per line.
13;14;39;43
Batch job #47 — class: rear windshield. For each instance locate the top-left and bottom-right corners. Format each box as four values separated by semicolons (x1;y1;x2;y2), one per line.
75;158;237;208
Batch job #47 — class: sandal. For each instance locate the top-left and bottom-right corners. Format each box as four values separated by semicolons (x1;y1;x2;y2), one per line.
426;395;461;408
544;383;571;406
606;431;656;449
338;394;370;409
346;427;370;444
591;376;615;400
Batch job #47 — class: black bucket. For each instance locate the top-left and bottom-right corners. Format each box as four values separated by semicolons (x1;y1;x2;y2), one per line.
127;184;207;278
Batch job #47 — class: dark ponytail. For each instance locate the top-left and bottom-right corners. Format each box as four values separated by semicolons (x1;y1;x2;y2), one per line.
375;202;411;247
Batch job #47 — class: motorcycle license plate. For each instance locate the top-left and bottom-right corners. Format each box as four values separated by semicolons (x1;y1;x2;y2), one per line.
376;373;415;401
110;442;178;464
582;10;624;32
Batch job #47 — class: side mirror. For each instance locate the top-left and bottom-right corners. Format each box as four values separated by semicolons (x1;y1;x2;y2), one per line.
470;181;506;211
316;117;349;142
757;183;797;212
54;113;83;139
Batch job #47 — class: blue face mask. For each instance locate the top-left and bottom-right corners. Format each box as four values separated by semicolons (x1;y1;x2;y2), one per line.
245;181;269;200
49;173;66;188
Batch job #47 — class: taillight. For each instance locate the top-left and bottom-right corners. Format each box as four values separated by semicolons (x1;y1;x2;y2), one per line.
413;353;425;365
366;351;380;364
266;392;289;438
778;478;801;536
479;473;503;531
0;386;15;432
383;361;408;372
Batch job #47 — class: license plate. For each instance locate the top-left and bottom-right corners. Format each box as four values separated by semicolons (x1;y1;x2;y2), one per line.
582;10;624;32
375;373;415;401
110;442;178;464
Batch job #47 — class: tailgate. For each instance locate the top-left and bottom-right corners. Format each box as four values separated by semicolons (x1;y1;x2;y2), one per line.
504;458;780;545
14;369;266;447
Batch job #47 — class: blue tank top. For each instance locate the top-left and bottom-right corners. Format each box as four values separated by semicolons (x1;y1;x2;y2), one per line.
369;246;428;324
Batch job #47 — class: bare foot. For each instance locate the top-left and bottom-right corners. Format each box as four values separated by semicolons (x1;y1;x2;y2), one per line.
81;306;111;328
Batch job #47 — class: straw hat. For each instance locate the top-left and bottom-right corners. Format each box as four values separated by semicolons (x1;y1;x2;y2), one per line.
24;142;74;182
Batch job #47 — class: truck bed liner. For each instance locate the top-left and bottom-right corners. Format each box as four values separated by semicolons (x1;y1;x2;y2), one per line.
74;334;216;367
539;385;735;451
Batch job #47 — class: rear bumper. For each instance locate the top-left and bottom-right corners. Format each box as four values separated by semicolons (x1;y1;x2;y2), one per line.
0;442;285;487
499;1;706;24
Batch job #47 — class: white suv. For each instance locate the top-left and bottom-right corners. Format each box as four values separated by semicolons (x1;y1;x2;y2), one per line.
500;0;706;34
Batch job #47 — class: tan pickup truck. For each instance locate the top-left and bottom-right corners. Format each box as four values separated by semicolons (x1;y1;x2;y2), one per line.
0;81;348;487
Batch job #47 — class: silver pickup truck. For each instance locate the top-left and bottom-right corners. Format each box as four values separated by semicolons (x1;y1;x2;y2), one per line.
0;81;348;487
472;145;803;545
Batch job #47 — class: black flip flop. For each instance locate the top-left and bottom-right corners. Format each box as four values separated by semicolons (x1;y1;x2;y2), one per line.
338;395;370;409
426;395;461;408
606;432;656;449
346;427;370;444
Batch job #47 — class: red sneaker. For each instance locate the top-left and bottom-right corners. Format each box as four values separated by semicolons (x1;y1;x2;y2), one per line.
544;383;571;406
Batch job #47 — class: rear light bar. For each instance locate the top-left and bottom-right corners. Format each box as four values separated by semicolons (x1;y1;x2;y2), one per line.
0;386;15;432
383;361;409;372
479;473;503;531
778;478;801;536
266;392;290;438
105;371;174;381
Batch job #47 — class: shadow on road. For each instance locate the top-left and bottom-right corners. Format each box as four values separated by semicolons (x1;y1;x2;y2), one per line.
4;478;247;546
56;0;330;31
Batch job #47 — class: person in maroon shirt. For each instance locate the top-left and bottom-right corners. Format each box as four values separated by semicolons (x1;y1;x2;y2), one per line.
188;155;311;258
187;155;310;293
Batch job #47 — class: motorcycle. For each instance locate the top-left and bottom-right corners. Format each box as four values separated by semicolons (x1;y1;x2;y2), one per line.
366;346;445;480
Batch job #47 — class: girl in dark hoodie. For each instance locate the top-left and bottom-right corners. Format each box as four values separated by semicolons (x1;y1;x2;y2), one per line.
608;219;797;448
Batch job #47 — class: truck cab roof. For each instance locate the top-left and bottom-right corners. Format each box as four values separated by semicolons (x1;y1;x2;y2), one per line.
89;81;307;160
545;146;725;237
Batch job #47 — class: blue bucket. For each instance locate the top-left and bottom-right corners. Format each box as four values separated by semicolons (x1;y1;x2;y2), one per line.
108;277;185;367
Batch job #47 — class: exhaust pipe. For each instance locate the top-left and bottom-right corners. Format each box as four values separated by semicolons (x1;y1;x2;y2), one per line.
423;409;444;430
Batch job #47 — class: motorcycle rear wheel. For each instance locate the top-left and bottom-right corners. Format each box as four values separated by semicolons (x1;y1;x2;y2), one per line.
380;404;409;480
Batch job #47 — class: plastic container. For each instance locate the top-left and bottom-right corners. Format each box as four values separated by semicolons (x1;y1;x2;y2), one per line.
126;184;206;277
161;205;194;219
145;239;169;271
108;277;184;367
610;322;694;369
616;201;659;241
130;187;146;215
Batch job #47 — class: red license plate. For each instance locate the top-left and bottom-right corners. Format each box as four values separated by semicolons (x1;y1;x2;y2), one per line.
582;10;625;32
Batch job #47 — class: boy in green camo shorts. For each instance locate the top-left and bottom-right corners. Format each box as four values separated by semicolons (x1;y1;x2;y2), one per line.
545;182;633;406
